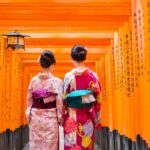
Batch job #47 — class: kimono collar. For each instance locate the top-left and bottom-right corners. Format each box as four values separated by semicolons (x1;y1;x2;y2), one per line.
73;67;90;76
37;72;53;80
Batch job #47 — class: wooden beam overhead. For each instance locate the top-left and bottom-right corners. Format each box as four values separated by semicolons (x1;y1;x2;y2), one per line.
23;38;111;46
18;45;109;55
0;0;131;3
0;20;125;27
22;32;114;38
0;26;119;32
0;3;131;16
0;14;129;22
0;1;131;32
19;53;103;61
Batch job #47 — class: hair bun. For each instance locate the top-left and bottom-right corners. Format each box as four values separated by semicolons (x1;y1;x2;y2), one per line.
40;50;56;68
41;55;50;61
77;51;85;58
79;51;85;54
71;45;87;62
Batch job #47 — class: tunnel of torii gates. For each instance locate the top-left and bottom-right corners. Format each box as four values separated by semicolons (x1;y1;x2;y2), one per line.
0;0;150;150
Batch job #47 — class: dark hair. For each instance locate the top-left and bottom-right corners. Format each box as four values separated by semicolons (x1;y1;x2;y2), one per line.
39;50;56;68
71;45;87;62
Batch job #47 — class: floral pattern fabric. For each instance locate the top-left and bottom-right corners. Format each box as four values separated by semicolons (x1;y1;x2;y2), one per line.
63;68;101;150
25;72;63;150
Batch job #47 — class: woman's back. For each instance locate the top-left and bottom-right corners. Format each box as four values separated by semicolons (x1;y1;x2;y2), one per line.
26;50;63;150
63;45;101;150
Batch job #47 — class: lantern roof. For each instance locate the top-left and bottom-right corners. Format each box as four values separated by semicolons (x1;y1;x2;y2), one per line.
2;31;30;37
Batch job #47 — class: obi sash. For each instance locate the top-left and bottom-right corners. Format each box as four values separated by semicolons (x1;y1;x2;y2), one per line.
64;90;94;108
64;89;101;129
32;89;57;109
32;89;57;99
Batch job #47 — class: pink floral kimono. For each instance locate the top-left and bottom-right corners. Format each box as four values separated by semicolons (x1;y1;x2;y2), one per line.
25;72;63;150
63;68;101;150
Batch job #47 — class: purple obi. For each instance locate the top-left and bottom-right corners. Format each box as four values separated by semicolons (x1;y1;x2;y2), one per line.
32;89;57;109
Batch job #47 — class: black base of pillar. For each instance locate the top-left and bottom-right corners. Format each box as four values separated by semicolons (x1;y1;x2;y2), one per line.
0;126;29;150
1;126;149;150
95;127;150;150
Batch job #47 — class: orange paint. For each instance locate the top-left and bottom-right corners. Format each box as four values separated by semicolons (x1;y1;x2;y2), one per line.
0;0;150;148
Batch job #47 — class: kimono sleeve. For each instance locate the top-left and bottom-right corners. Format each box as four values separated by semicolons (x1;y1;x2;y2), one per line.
90;72;102;130
25;78;34;123
63;73;71;95
63;73;72;121
54;78;64;124
90;72;101;104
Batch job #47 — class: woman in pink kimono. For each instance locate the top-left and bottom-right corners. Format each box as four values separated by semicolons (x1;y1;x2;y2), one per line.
25;50;63;150
63;45;101;150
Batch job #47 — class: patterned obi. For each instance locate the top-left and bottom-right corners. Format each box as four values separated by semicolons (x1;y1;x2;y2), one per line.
32;89;57;109
64;90;95;108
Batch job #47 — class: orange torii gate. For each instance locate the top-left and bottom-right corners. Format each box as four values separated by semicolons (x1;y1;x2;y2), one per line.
0;0;150;150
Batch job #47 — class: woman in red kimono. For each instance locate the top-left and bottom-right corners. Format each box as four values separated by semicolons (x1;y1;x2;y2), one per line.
63;45;101;150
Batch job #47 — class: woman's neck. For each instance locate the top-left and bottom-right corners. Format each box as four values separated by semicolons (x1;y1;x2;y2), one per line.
42;68;51;73
76;63;86;69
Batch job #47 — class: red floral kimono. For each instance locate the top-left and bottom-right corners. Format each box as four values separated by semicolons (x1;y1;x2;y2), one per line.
63;68;101;150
